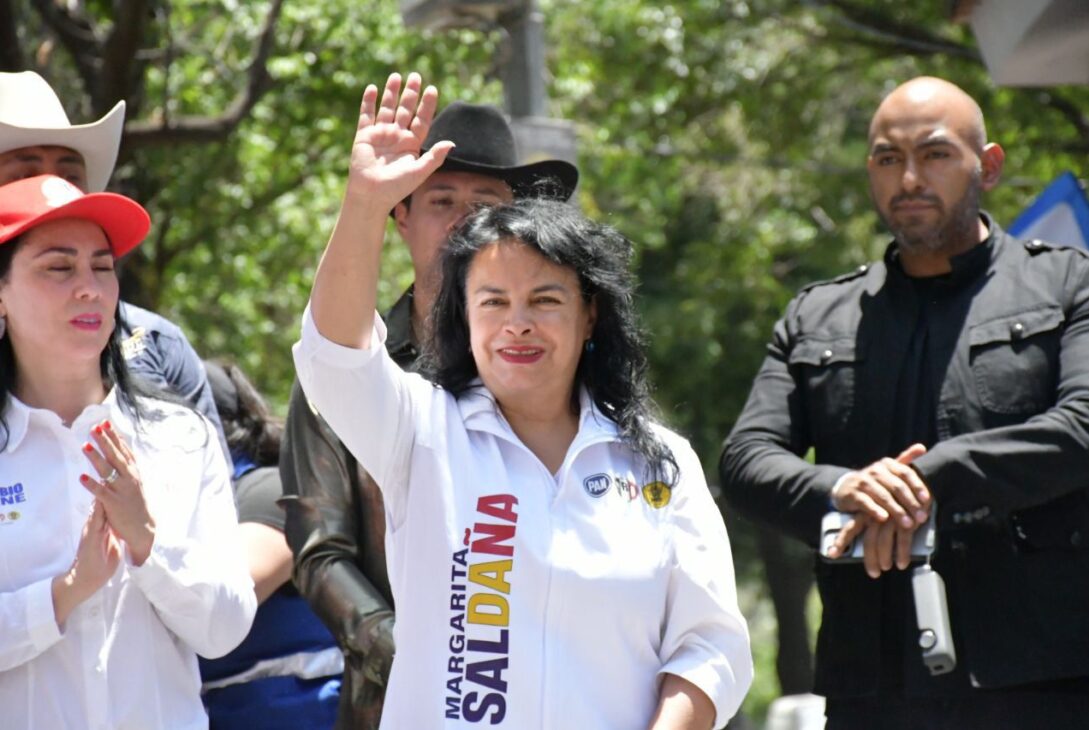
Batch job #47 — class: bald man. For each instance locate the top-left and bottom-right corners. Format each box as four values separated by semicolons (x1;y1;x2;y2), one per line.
721;77;1089;728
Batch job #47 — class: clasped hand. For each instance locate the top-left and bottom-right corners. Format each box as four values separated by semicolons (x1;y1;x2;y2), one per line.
826;443;932;578
52;419;154;624
79;419;156;568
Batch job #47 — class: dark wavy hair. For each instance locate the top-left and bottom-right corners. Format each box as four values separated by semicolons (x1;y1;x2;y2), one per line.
425;198;677;484
0;234;149;449
204;359;283;467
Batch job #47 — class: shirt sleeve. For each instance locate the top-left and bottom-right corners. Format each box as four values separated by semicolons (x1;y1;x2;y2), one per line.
0;577;63;671
155;332;232;472
278;379;396;662
719;300;851;546
658;437;753;729
120;304;232;471
127;417;257;659
292;305;433;523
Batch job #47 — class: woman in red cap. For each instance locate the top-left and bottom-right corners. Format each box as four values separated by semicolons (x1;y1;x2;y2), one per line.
0;175;255;729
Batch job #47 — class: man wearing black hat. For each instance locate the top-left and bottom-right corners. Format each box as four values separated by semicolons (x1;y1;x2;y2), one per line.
278;77;577;730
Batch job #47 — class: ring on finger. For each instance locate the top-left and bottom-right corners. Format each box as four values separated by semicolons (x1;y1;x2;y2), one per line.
103;468;120;485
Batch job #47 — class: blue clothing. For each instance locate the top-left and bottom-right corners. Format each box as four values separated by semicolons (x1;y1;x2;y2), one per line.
119;302;230;466
200;466;342;729
231;452;257;481
200;592;341;730
200;676;340;730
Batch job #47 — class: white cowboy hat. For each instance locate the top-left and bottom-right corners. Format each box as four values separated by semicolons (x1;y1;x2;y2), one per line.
0;71;125;192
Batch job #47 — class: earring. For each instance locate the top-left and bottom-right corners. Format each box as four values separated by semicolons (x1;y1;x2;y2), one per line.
0;315;5;340
584;339;595;353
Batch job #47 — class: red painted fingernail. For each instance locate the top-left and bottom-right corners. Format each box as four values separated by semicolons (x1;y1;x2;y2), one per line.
103;420;112;431
79;474;89;483
93;425;102;435
83;443;93;453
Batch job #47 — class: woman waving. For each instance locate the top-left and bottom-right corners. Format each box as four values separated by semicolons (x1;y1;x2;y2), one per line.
294;74;752;729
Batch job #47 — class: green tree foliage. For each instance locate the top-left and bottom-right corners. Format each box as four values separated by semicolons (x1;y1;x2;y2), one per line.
10;0;1085;409
548;0;1088;461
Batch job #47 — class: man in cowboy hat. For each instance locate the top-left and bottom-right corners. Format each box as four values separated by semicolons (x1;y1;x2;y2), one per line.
278;77;578;729
0;71;228;460
0;72;124;192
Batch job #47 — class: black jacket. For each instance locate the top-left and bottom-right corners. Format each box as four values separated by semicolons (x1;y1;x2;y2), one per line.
720;219;1089;696
279;291;419;730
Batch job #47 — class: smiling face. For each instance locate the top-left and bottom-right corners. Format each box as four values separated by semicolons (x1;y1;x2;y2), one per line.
866;77;1003;263
0;218;118;381
465;240;596;415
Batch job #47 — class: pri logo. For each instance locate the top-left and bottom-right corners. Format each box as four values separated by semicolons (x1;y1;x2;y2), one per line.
583;473;611;498
616;476;639;502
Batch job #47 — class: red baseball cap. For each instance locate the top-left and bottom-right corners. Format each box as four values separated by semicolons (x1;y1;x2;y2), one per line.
0;174;150;257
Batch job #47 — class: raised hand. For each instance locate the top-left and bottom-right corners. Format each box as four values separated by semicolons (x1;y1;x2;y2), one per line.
79;419;156;566
345;72;455;212
309;72;451;348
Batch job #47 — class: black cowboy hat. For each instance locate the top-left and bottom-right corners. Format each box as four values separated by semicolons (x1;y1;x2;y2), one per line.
421;101;578;201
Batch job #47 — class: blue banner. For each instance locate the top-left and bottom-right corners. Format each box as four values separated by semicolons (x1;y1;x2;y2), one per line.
1008;171;1089;250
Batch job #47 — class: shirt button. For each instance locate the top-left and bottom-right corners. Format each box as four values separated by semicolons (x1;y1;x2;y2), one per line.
820;349;833;363
1011;322;1025;339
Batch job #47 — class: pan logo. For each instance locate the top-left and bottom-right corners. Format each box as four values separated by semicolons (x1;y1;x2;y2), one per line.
583;473;611;498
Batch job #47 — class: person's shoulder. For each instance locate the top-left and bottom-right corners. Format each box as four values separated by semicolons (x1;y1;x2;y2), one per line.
999;231;1089;288
138;394;193;416
1014;236;1089;260
797;262;878;297
648;421;699;463
119;302;186;338
781;263;883;325
134;397;213;450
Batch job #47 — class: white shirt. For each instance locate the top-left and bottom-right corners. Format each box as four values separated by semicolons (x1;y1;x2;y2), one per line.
0;391;256;730
294;309;753;729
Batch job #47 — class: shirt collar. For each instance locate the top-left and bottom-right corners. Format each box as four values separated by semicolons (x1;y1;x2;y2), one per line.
3;388;129;453
885;211;998;288
456;381;620;442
